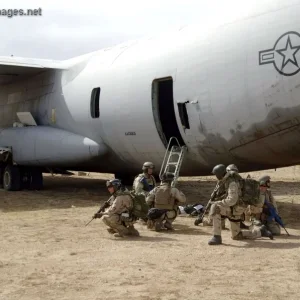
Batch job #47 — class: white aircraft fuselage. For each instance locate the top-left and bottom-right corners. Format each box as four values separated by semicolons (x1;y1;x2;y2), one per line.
1;0;300;189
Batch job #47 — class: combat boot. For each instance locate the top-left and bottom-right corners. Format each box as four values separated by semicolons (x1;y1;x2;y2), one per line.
113;233;124;238
240;222;250;229
113;227;129;238
155;221;163;232
107;228;116;234
260;225;274;240
164;222;174;231
232;232;244;240
128;226;140;237
208;235;222;245
147;219;154;229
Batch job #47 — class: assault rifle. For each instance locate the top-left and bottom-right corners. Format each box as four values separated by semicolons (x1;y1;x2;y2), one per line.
194;181;225;226
264;200;290;236
85;199;111;226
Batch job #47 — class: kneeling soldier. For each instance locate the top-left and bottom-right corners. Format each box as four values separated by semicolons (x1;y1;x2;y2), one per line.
94;179;139;237
146;173;186;231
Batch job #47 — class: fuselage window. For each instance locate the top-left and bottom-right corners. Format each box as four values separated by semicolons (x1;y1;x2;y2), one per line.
90;87;100;118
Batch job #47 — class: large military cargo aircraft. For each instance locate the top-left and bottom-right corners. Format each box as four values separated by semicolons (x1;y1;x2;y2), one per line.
1;0;300;191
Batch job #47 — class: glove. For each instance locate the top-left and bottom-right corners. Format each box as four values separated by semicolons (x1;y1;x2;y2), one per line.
252;218;262;226
214;200;223;205
94;213;103;219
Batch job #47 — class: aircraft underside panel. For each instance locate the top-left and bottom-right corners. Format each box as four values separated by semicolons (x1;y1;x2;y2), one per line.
0;126;107;166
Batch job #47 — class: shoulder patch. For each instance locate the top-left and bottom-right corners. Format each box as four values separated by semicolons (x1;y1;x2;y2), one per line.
139;176;146;183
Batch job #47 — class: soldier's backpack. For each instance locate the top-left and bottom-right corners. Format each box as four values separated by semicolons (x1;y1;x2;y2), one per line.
128;191;150;219
238;178;261;206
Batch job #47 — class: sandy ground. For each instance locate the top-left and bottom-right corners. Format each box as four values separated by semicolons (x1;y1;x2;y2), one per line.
1;167;300;300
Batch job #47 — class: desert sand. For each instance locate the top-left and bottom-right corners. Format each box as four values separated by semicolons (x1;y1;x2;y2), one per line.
1;166;300;300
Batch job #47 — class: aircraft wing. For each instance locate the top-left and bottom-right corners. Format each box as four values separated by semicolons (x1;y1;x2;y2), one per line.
0;56;66;85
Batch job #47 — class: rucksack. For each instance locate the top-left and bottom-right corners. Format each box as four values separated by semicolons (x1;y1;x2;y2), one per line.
239;178;261;206
182;203;204;215
128;191;150;219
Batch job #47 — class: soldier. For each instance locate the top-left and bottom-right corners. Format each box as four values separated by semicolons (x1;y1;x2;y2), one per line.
208;164;273;245
202;164;238;229
146;172;186;231
226;164;239;173
93;179;139;238
258;175;281;235
133;162;156;196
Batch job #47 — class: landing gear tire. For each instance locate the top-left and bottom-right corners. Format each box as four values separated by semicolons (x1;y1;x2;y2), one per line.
21;168;32;190
30;168;43;190
0;165;4;188
3;165;21;191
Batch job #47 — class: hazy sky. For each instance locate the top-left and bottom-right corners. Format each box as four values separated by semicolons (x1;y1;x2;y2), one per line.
0;0;272;60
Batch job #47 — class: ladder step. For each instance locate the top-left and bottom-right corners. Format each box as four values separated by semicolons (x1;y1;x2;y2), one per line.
159;137;187;188
169;152;180;156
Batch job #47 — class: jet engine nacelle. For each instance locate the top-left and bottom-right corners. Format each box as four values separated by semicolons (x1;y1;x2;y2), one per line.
0;126;107;166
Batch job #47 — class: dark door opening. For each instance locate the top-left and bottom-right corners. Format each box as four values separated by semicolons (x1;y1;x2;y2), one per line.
152;77;186;149
177;101;190;130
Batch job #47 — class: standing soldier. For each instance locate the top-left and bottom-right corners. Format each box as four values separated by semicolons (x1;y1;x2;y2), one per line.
146;173;186;231
93;179;139;238
208;164;273;245
133;162;157;196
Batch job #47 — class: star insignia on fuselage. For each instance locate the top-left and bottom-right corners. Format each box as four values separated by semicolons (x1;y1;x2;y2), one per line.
259;31;300;76
276;35;300;70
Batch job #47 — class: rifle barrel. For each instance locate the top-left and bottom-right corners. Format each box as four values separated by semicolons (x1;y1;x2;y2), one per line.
85;217;94;226
283;227;290;236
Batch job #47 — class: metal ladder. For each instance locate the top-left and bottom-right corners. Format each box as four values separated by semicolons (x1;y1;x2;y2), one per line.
159;137;187;187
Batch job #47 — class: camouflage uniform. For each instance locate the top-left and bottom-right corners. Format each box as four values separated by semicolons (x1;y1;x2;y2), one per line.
146;176;186;230
208;164;273;245
248;175;281;236
260;189;281;235
101;189;134;236
133;161;156;197
203;183;226;229
96;179;139;237
133;173;156;196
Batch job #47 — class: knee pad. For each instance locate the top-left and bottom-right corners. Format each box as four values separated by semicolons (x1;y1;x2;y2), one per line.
166;210;176;220
210;203;221;216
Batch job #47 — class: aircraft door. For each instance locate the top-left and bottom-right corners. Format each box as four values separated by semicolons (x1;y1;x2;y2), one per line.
152;77;186;149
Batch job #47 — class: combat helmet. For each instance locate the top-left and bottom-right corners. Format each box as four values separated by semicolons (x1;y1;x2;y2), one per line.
212;164;226;180
142;162;155;173
258;175;271;187
106;179;122;191
160;172;174;183
226;164;239;173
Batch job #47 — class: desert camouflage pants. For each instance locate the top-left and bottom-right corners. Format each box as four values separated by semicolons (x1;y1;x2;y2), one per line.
246;204;281;236
266;220;281;235
203;216;226;228
101;214;129;235
151;209;177;230
210;202;262;239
